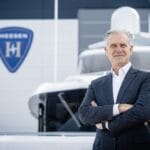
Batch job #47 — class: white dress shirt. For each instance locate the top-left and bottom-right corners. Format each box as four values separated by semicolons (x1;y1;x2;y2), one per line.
105;62;131;129
112;62;131;116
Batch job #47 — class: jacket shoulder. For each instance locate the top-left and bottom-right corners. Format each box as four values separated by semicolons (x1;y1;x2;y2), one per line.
133;68;150;77
91;73;111;86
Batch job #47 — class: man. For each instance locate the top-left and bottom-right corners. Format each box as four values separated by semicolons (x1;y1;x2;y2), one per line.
78;30;150;150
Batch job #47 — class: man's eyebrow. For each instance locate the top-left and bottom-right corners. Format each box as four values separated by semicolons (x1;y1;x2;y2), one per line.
110;43;117;46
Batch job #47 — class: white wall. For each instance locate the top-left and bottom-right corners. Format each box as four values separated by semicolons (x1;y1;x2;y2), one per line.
58;20;78;81
57;20;78;81
149;14;150;32
0;19;78;133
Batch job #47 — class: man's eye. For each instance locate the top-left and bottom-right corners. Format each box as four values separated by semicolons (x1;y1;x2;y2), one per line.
121;44;126;48
110;45;116;48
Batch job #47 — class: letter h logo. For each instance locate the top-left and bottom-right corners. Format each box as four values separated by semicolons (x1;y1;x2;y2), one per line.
0;27;33;72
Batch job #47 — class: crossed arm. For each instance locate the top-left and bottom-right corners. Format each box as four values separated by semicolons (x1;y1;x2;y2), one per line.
79;76;150;136
91;100;150;137
91;101;133;129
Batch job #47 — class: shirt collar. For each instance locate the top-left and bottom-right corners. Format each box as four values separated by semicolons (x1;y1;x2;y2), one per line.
111;62;131;77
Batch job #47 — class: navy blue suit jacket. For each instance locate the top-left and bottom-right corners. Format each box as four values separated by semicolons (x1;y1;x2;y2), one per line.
79;67;150;150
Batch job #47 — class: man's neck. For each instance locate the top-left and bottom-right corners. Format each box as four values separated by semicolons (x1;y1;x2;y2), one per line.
112;63;128;75
112;67;120;75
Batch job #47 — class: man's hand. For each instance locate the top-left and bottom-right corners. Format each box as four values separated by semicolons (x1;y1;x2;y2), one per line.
96;123;103;129
144;120;150;126
118;104;133;113
118;104;149;128
91;101;98;107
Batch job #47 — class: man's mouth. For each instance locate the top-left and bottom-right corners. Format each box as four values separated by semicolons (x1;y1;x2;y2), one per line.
114;55;124;57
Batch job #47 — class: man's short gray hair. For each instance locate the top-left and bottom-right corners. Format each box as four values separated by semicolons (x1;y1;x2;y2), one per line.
104;30;133;45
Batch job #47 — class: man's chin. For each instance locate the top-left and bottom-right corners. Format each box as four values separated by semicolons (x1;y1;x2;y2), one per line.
114;61;127;67
115;58;124;62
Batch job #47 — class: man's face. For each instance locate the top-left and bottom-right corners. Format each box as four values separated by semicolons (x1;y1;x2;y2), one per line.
104;33;133;68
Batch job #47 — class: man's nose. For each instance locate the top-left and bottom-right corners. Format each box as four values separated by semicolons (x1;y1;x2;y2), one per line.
116;47;122;52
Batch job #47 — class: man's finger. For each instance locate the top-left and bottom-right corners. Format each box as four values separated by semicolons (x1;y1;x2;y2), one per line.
96;123;102;129
91;101;98;107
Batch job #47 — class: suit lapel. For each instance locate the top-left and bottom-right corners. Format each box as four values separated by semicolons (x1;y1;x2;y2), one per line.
116;67;137;103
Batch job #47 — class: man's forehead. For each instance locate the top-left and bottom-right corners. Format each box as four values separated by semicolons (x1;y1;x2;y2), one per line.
107;33;129;44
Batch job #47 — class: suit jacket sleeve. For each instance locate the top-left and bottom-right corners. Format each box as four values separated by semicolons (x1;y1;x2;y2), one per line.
78;82;113;126
108;74;150;136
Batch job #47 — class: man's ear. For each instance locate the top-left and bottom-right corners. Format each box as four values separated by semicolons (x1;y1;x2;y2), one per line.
104;47;108;55
130;45;133;52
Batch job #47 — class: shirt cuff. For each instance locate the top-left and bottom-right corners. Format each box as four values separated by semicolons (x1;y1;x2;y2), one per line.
113;104;120;116
105;121;109;129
